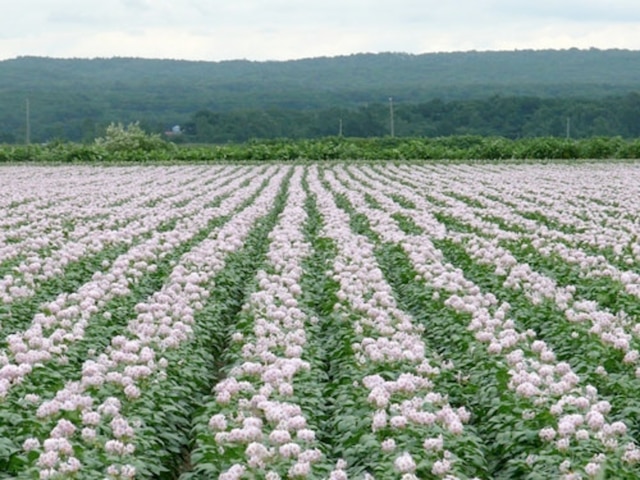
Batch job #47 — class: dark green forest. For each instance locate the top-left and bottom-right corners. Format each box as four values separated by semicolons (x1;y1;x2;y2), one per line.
185;94;640;142
1;49;640;143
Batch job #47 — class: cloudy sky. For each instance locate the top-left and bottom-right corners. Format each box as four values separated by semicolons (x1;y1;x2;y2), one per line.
1;0;639;61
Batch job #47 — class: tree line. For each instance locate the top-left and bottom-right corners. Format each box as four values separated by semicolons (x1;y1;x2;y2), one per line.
2;93;638;146
182;93;640;143
2;50;640;144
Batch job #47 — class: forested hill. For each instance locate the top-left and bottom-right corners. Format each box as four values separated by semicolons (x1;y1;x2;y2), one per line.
1;49;640;143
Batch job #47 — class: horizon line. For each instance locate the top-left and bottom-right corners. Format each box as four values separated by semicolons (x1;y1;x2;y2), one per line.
1;46;636;64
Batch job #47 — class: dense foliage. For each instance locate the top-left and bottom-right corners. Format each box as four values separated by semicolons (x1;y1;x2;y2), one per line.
185;93;640;143
1;135;640;162
2;49;640;143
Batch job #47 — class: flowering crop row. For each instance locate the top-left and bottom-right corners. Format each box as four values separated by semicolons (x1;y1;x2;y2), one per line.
186;167;337;479
308;167;487;479
0;166;235;304
322;164;640;478
372;164;640;389
0;166;268;398
0;165;284;478
2;163;640;479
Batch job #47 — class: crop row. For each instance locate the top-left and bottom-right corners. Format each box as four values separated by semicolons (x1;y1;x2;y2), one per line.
1;163;640;479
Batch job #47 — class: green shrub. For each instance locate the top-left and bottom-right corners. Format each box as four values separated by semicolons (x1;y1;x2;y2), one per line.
95;122;176;154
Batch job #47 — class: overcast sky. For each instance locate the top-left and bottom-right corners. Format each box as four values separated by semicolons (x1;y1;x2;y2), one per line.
1;0;639;61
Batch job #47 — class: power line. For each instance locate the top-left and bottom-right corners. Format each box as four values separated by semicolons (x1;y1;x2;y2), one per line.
26;98;31;145
389;97;395;137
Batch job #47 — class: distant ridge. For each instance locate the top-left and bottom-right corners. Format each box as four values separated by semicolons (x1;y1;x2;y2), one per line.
1;49;639;142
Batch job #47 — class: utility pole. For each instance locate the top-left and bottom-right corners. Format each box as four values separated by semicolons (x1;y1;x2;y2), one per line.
389;97;395;137
339;118;343;137
26;98;31;145
566;117;571;139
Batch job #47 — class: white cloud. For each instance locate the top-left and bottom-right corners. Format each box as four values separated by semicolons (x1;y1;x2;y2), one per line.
1;0;639;61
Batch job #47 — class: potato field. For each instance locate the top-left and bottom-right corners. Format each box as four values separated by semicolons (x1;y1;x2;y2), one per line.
2;163;640;479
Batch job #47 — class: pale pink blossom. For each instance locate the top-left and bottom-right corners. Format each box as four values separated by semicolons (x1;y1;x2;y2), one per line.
394;452;416;473
381;438;396;452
